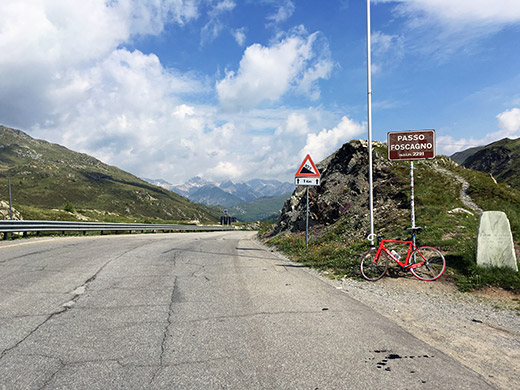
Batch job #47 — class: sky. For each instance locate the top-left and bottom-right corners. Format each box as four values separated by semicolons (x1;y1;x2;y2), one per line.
1;0;519;185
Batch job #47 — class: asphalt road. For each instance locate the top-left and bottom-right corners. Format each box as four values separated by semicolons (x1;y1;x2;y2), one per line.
0;231;495;389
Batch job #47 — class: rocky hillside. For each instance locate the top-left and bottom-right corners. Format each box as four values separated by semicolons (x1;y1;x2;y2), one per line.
0;125;219;222
273;140;520;249
451;138;520;189
275;140;407;238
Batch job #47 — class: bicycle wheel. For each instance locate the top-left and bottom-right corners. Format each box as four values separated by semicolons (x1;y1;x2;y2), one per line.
360;248;388;281
409;246;446;281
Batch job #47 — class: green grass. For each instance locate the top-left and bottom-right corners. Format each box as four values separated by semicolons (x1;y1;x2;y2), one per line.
228;192;291;222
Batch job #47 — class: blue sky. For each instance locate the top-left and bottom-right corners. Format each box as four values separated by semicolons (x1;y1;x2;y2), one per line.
1;1;519;184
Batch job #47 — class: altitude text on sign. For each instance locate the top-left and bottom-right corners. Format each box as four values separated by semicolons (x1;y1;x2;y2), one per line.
387;129;435;161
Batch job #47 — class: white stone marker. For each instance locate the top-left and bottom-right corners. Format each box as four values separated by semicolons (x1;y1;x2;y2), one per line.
476;211;518;271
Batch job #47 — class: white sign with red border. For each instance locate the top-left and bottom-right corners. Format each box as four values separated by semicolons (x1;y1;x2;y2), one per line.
294;154;321;186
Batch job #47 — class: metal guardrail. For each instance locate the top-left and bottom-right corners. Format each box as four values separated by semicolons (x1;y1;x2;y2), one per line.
0;220;233;238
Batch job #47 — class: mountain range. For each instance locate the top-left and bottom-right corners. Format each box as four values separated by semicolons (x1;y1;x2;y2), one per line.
144;176;294;208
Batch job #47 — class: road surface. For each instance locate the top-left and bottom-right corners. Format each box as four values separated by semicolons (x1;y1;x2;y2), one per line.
0;231;495;389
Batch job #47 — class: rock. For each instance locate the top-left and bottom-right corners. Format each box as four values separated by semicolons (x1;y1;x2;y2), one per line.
0;200;23;220
448;208;474;216
273;140;407;238
476;211;518;271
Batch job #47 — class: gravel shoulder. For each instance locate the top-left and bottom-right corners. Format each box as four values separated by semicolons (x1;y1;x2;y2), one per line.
255;238;520;390
334;276;519;390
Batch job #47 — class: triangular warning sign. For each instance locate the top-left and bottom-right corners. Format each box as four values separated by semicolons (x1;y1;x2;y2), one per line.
295;154;320;177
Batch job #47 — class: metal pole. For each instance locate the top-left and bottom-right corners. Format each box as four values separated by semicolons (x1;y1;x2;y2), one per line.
410;161;416;246
305;186;309;247
8;177;13;220
366;0;375;245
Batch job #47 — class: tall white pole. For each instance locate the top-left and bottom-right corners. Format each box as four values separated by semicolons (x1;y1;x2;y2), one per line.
305;187;309;247
366;0;375;245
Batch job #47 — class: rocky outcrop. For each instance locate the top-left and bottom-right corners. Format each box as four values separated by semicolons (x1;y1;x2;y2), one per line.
0;200;22;220
274;140;408;238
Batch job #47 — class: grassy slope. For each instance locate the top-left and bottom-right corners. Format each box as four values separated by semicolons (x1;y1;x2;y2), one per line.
264;148;520;294
0;126;219;222
229;192;291;222
462;138;520;189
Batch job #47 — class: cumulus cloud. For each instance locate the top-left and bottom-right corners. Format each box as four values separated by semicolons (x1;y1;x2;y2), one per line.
0;1;355;185
0;0;200;128
301;116;365;161
216;27;333;110
497;107;520;134
438;107;520;156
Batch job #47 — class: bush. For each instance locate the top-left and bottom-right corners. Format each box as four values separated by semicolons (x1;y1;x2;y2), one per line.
63;201;75;213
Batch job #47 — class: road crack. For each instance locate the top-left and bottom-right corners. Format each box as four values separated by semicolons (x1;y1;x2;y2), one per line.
150;272;178;384
0;243;147;361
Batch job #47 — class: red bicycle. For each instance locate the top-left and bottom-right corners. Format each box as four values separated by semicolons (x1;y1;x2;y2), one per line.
360;227;446;281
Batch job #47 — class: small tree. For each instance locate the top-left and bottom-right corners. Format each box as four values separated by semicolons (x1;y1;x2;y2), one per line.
63;201;75;213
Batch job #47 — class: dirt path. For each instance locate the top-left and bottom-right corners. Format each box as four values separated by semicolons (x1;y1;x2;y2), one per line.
433;166;483;214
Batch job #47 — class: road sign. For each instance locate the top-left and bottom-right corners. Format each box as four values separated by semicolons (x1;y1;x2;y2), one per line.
295;154;320;186
387;129;435;161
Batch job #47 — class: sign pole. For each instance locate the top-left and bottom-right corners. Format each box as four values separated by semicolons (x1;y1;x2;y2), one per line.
410;161;416;245
366;0;375;246
305;187;309;247
8;177;13;220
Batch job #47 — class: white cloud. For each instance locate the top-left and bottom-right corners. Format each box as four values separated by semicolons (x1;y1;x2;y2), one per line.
200;0;236;45
213;0;235;13
0;1;356;185
232;28;247;46
266;0;295;24
208;161;244;180
0;0;201;128
438;107;520;156
376;0;520;60
216;28;333;110
497;107;520;134
301;116;365;161
275;113;310;137
393;0;520;25
370;31;405;74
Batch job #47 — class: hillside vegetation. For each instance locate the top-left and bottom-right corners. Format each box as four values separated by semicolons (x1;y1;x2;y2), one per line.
263;140;520;294
228;192;291;222
0;126;219;223
453;137;520;189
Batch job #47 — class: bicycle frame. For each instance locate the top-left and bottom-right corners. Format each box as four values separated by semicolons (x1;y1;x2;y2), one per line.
375;239;424;269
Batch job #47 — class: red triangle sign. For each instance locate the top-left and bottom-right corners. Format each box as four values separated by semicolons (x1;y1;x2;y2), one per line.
295;154;320;177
